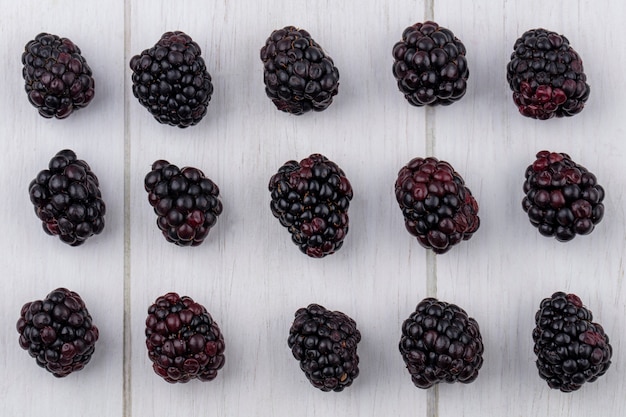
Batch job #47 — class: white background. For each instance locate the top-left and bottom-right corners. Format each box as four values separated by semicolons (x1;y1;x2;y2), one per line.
2;0;625;416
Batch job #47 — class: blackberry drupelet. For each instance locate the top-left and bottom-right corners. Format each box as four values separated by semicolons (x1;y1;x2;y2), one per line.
395;157;479;254
28;149;106;246
288;304;361;392
260;26;340;114
16;288;99;377
522;151;604;241
130;31;213;127
507;28;590;119
144;160;222;246
268;154;352;258
533;292;612;392
22;33;95;119
392;21;469;106
145;292;225;383
399;298;484;388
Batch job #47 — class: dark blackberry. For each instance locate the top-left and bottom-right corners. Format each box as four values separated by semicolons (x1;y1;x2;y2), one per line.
16;288;99;377
144;160;222;246
533;292;612;392
130;31;213;127
146;292;225;383
507;28;590;119
260;26;340;114
392;21;469;106
28;149;106;246
268;154;352;258
395;157;479;254
22;33;95;119
399;298;484;388
522;151;604;241
288;304;361;392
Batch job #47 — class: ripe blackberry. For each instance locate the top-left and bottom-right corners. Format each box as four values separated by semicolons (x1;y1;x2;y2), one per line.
392;21;469;106
28;149;106;246
533;292;612;392
522;151;604;241
268;154;352;258
288;304;361;392
16;288;99;377
146;292;225;383
144;160;222;246
399;298;484;388
260;26;340;114
22;33;95;119
395;157;479;254
130;31;213;127
507;28;590;119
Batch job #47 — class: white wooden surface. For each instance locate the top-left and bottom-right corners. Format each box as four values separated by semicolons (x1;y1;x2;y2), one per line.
2;0;625;416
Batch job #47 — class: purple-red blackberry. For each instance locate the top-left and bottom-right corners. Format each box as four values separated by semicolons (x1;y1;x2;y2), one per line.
22;33;95;119
399;298;484;388
507;28;590;119
144;160;222;246
522;151;604;241
260;26;340;114
288;304;361;392
268;154;352;258
130;31;213;127
145;292;225;383
395;157;479;254
28;149;106;246
392;21;469;106
533;292;612;392
16;288;99;377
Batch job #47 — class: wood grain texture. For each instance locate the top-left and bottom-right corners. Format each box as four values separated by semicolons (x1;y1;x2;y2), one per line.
2;0;625;416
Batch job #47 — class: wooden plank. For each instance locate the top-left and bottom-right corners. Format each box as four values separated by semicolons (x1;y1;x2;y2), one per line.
0;1;126;416
433;1;626;416
126;1;430;416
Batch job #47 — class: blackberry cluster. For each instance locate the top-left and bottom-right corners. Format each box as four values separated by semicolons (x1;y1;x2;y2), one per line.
522;151;604;241
399;298;484;388
268;154;353;258
16;288;99;377
395;157;479;254
28;149;106;246
146;292;226;383
22;33;95;119
144;160;222;246
392;21;469;106
260;26;340;114
130;31;213;127
288;304;361;392
507;28;590;119
533;292;612;392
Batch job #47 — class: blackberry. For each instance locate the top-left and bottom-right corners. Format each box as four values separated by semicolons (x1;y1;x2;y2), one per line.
260;26;340;114
399;298;484;388
288;304;361;392
130;31;213;127
16;288;99;377
507;28;590;119
28;149;106;246
392;21;469;106
533;292;612;392
144;160;222;246
268;154;352;258
146;292;225;383
395;157;479;254
22;33;95;119
522;151;604;241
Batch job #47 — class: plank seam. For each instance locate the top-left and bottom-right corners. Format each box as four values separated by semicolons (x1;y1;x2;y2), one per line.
122;0;132;415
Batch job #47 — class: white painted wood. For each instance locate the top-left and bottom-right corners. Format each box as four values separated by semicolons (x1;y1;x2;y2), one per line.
2;0;626;416
0;1;126;416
